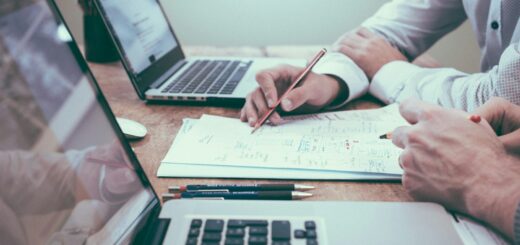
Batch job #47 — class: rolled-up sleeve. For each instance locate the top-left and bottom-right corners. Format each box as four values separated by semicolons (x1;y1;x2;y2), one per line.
361;0;467;61
369;42;520;111
313;52;369;109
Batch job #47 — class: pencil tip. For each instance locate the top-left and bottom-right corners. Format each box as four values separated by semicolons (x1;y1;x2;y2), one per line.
379;134;387;139
292;191;313;200
250;127;258;134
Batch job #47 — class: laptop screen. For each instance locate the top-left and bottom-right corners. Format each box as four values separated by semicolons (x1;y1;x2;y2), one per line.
0;1;156;244
98;0;177;74
96;0;185;97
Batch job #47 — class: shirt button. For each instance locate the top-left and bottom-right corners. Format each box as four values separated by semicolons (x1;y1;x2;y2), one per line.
491;21;499;30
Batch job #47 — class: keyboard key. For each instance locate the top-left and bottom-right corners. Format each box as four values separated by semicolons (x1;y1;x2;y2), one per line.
226;228;245;237
304;221;316;230
185;237;198;245
191;219;203;228
273;241;291;245
307;239;318;245
224;238;244;245
227;219;268;228
227;220;246;228
306;229;317;239
188;228;200;237
202;243;219;245
204;219;224;232
249;226;268;236
271;220;291;241
202;232;222;242
249;236;268;245
294;229;306;238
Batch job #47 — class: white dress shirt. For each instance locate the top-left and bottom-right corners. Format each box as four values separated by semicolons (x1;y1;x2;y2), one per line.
314;0;520;112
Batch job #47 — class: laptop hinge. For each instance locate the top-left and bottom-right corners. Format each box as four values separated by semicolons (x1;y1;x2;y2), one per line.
132;216;170;245
149;218;171;245
149;60;187;89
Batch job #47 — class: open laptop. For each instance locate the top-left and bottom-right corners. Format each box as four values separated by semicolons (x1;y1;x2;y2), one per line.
92;0;306;106
0;1;465;244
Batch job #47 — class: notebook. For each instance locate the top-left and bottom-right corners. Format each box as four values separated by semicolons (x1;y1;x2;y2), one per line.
158;105;406;180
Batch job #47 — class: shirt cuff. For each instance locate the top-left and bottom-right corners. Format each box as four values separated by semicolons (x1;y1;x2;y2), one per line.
369;61;422;104
312;52;369;109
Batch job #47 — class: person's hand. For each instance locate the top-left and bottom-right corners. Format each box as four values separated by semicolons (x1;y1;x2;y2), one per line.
392;98;520;240
474;97;520;153
76;142;141;204
240;65;346;126
333;27;407;80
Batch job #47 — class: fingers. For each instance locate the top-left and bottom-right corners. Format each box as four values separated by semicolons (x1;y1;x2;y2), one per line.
256;66;300;107
252;90;284;124
357;27;376;38
391;126;411;149
242;95;259;126
499;129;520;153
281;86;311;112
473;97;509;131
398;98;440;124
240;88;284;126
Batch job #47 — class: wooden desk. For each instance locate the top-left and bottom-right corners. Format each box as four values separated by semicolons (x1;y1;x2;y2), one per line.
88;46;412;202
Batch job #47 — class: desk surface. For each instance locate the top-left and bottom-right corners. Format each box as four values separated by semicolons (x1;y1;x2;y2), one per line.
88;46;412;202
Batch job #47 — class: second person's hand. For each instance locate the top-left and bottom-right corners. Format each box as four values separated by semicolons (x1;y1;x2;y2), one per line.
474;97;520;153
240;65;347;126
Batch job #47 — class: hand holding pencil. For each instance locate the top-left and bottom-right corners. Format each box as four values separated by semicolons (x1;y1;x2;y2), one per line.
240;49;348;128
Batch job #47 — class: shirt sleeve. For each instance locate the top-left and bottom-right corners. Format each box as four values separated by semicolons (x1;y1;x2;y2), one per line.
369;42;520;112
361;0;467;60
312;52;369;109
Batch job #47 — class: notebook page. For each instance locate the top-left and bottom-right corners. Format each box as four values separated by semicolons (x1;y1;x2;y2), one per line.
164;105;406;174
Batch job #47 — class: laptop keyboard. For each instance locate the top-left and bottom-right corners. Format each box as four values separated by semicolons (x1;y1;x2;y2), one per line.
185;219;319;245
161;60;252;95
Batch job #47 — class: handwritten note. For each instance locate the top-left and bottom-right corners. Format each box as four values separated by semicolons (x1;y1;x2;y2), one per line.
163;105;407;175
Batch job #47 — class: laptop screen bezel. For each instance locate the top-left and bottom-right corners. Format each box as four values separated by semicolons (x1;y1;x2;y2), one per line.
48;1;163;243
93;0;185;99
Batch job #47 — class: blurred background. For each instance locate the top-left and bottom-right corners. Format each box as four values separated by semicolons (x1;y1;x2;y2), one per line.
55;0;480;73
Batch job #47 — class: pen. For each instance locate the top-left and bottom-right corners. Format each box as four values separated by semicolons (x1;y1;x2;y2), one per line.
168;184;315;192
162;191;312;201
251;48;327;134
379;114;482;140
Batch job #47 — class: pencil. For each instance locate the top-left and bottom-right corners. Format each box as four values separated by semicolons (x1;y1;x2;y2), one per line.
251;48;327;134
378;114;482;140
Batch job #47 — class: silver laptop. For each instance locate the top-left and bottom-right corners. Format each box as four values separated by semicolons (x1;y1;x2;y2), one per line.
0;1;464;244
93;0;305;106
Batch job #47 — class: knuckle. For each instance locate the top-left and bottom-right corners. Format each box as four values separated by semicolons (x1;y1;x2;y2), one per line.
338;46;349;55
406;128;425;145
255;72;269;83
400;98;415;109
399;150;413;169
418;107;440;121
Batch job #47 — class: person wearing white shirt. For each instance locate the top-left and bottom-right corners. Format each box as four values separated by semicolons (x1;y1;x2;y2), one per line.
239;0;520;125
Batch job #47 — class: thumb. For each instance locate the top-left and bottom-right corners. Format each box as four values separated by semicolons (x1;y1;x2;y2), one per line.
499;129;520;154
280;86;311;112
